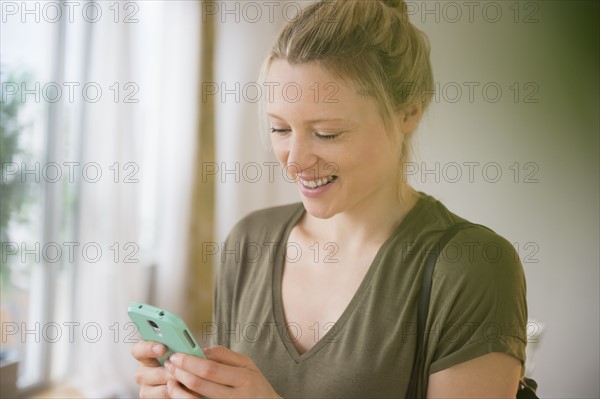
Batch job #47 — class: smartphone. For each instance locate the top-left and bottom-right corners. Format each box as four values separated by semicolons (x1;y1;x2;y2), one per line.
128;302;205;365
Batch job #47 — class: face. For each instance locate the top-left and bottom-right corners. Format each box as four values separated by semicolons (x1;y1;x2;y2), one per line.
266;59;404;219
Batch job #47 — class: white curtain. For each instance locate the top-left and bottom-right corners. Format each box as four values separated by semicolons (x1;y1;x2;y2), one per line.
68;2;201;397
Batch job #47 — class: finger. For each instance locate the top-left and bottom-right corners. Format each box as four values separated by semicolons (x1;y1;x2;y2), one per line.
165;359;236;398
135;365;175;386
139;384;170;399
167;380;201;399
131;340;166;366
168;353;250;387
203;346;256;370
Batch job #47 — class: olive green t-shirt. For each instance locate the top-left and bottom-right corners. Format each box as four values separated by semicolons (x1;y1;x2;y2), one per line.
211;192;527;398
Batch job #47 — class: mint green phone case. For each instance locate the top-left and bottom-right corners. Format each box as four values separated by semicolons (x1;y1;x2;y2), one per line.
128;302;205;365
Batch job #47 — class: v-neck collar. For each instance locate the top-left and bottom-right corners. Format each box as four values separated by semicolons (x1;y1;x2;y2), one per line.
271;193;428;363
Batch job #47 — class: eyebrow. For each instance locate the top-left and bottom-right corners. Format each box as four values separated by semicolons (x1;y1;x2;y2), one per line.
266;113;347;125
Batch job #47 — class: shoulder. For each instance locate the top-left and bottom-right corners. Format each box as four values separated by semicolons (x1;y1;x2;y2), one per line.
216;202;304;294
416;193;527;325
434;222;524;291
422;204;528;374
414;192;521;272
423;197;526;309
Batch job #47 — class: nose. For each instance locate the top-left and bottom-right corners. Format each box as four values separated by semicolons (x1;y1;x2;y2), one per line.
285;132;319;180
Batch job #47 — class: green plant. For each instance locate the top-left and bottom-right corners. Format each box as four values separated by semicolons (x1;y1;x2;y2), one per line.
0;68;32;293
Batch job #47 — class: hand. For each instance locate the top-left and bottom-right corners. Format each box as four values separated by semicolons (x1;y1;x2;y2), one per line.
164;345;282;399
131;340;176;398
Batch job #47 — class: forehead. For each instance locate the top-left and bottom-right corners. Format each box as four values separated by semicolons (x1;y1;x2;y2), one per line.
267;59;341;87
264;59;372;121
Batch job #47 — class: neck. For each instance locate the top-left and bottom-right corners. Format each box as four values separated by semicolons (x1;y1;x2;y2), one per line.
301;185;420;249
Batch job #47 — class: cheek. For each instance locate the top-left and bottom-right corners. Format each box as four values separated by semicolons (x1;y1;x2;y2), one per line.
346;137;398;179
270;138;287;164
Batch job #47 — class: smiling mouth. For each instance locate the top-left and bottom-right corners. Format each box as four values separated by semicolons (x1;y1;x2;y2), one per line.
299;175;338;189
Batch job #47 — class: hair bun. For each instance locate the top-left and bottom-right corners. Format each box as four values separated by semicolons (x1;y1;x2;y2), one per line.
381;0;408;15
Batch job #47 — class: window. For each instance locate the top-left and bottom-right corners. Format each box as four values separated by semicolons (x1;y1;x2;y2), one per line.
1;1;87;392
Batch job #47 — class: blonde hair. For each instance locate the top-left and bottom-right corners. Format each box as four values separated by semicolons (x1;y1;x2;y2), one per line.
261;0;435;200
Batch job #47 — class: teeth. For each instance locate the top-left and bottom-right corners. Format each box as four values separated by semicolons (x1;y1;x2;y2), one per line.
301;175;335;188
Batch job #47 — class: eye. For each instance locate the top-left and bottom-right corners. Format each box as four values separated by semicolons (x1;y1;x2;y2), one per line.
315;132;342;141
270;128;291;135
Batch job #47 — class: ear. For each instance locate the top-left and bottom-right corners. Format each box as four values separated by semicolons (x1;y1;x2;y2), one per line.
397;103;423;135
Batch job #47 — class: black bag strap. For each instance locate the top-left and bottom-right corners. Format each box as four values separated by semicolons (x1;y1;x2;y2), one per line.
405;222;539;399
405;222;481;399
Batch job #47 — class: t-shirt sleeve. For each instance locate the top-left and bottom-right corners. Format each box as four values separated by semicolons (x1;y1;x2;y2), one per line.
211;212;261;348
211;233;232;348
211;223;245;348
425;225;528;375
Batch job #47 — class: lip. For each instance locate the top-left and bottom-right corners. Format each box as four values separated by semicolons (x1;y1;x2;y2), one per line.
297;176;337;198
297;175;333;181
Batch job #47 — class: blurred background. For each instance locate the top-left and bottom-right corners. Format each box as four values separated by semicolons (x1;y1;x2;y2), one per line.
0;1;598;398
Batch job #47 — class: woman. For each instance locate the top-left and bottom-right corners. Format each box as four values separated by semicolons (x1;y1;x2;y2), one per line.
132;0;528;397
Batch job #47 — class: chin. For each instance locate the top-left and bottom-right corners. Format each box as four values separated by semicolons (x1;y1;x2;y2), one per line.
301;200;338;219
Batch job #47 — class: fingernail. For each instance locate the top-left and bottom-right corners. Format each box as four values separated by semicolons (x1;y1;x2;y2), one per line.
170;353;182;364
152;344;163;354
164;359;172;368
